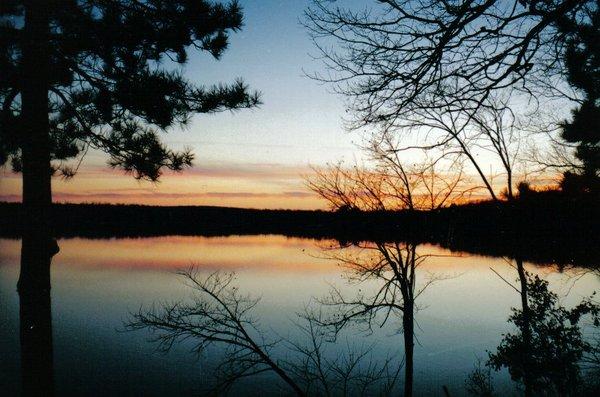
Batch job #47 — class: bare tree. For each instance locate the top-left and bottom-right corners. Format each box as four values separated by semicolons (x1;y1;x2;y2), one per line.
307;162;455;396
469;99;523;199
307;163;393;211
127;270;303;395
307;156;476;212
366;130;486;206
303;0;591;200
286;315;402;397
126;268;401;396
304;0;586;119
370;94;524;200
521;110;585;177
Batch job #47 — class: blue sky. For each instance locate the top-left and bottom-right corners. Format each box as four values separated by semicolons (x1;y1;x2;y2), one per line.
146;0;361;167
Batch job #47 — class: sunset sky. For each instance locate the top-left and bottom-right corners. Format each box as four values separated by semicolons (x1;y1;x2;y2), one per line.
0;0;557;209
1;0;370;209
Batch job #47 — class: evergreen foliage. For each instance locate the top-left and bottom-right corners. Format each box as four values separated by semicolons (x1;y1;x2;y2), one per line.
0;0;259;181
557;1;600;191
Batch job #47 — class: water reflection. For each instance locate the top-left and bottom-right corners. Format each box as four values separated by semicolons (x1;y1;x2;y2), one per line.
126;241;427;395
468;266;600;397
126;240;600;396
310;241;434;397
127;269;401;396
1;236;598;396
17;232;58;397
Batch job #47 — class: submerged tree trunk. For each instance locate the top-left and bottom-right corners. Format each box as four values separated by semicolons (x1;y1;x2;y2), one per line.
17;0;53;292
403;299;414;397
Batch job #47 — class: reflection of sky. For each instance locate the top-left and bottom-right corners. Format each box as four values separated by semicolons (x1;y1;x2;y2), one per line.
1;236;598;395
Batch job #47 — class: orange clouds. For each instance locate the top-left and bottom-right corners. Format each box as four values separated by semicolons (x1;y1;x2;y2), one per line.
0;162;325;209
0;161;560;210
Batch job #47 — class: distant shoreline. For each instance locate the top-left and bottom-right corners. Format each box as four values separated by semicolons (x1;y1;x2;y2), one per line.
1;192;598;267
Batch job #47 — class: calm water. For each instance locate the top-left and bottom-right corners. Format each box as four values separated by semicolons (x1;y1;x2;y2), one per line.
1;235;598;396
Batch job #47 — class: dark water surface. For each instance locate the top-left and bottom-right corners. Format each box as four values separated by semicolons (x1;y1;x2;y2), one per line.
1;236;598;396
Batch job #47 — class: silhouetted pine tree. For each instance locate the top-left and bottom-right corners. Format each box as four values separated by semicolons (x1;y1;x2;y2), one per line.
0;0;259;290
558;3;600;193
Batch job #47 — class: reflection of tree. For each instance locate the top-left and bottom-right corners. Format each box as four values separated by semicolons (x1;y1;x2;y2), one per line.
583;331;600;393
127;269;401;396
468;270;600;396
465;360;495;397
307;152;456;397
311;240;447;397
18;231;57;397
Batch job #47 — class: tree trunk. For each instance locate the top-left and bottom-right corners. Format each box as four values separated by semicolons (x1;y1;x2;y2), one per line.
507;170;513;200
17;2;55;396
403;300;414;397
17;0;54;293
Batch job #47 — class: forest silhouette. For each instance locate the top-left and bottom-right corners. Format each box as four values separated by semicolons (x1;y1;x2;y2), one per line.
1;187;598;267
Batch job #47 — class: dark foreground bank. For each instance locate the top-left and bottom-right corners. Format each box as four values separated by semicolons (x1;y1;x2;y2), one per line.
0;190;598;267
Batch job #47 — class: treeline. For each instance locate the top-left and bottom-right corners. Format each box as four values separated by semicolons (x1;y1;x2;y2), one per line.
0;190;598;267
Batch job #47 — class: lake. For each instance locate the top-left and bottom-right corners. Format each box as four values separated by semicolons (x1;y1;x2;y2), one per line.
1;235;598;396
